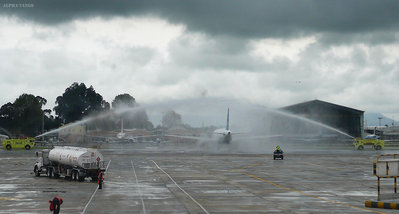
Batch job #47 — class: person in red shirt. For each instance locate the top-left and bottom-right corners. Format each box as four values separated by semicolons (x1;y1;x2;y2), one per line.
49;196;63;214
98;170;104;189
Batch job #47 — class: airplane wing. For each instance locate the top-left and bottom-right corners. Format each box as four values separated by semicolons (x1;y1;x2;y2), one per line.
233;134;283;140
87;133;161;143
164;134;209;141
166;133;283;142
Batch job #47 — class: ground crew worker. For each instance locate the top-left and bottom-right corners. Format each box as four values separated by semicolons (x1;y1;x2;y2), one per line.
98;170;104;189
49;196;63;214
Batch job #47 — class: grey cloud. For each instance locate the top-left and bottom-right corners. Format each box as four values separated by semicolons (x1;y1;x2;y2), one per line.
119;47;157;67
2;0;399;40
2;1;399;114
320;31;399;46
168;35;274;72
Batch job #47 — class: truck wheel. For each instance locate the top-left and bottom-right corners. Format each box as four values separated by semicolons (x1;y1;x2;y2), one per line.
6;144;11;150
47;168;53;178
376;145;382;150
34;166;40;177
357;145;364;150
72;171;77;181
74;171;79;181
25;145;31;150
78;175;85;182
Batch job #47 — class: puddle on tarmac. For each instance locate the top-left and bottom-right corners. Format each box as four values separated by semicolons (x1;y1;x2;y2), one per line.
42;190;66;193
329;190;375;197
201;189;246;194
183;180;219;183
0;184;18;189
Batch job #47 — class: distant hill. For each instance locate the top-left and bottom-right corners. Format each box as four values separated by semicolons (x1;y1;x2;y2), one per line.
364;113;399;127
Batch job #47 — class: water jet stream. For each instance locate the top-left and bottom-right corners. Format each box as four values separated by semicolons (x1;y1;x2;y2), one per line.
36;98;355;142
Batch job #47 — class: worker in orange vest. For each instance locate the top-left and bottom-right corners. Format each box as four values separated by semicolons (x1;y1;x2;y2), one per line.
49;196;63;214
98;170;104;189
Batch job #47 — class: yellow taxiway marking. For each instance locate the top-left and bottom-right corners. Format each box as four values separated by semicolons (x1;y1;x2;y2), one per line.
241;172;386;214
240;162;263;169
231;155;268;171
232;162;264;172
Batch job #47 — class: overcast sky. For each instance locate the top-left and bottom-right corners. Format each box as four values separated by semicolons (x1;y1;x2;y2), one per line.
1;0;399;118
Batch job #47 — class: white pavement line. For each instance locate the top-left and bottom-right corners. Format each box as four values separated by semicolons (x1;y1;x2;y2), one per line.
105;159;112;172
151;160;210;214
81;160;112;214
131;160;147;214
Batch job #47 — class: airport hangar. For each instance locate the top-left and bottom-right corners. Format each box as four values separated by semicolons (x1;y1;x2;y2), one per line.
277;99;364;138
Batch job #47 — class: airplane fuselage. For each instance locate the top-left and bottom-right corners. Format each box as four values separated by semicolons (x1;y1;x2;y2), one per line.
214;128;232;144
116;132;126;139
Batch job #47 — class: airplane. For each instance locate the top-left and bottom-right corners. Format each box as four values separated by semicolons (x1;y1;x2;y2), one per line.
165;108;281;144
213;108;232;143
90;119;158;144
116;119;127;139
115;119;148;143
365;134;380;140
163;108;233;144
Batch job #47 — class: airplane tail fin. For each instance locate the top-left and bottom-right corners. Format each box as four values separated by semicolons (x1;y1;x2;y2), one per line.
121;119;124;133
226;108;230;130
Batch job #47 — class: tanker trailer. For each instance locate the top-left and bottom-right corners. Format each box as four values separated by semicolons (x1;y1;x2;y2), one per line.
33;146;106;181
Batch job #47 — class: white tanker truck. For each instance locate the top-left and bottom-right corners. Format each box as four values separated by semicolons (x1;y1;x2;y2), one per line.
34;146;106;181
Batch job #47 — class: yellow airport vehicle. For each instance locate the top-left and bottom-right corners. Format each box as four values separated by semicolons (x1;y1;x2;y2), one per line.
2;138;35;150
353;135;384;150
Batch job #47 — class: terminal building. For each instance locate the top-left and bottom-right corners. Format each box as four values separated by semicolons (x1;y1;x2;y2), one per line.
279;99;364;138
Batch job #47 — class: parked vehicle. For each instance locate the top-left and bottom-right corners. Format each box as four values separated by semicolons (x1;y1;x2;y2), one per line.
273;150;284;160
353;136;384;150
34;146;106;181
2;138;35;150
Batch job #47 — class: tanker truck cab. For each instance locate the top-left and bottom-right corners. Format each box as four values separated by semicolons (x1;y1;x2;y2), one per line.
34;149;50;177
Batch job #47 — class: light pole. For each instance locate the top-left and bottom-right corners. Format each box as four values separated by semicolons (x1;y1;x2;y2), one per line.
42;113;44;142
393;113;395;127
378;117;383;127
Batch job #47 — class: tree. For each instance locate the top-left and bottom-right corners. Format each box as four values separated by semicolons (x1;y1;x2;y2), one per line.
0;94;63;137
129;110;154;130
109;93;153;130
0;102;15;134
13;94;43;136
43;109;62;132
54;83;110;123
112;93;136;109
36;96;47;106
162;110;182;128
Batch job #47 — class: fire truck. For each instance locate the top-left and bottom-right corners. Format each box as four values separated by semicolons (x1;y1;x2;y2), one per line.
353;135;384;150
2;137;35;150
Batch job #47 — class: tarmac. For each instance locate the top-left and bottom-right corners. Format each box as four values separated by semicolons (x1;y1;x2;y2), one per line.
1;142;399;213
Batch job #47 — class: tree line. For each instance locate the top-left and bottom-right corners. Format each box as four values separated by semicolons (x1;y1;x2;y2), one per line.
0;82;155;137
